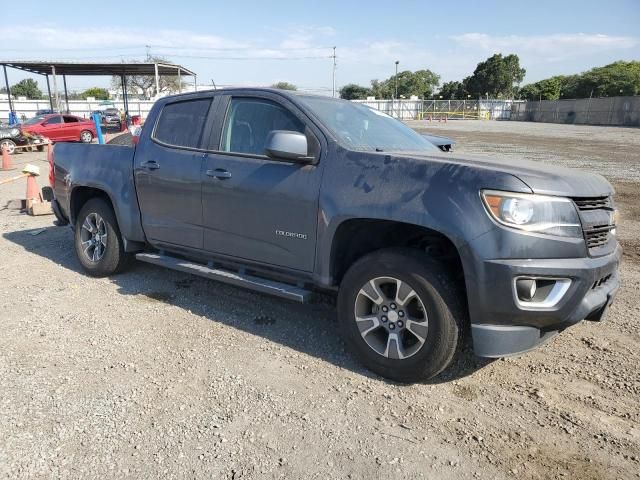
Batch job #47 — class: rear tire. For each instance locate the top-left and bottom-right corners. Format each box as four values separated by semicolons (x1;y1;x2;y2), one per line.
1;139;16;155
337;248;465;383
74;198;131;276
80;130;93;143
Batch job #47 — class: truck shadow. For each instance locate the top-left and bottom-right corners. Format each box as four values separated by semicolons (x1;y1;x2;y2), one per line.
3;225;494;384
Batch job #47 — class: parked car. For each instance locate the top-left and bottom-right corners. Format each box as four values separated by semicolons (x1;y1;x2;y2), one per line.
0;124;47;154
422;133;455;152
35;108;58;116
22;114;97;143
102;108;122;128
50;88;620;382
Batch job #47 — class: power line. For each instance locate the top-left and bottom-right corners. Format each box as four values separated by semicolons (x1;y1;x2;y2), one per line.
153;53;333;61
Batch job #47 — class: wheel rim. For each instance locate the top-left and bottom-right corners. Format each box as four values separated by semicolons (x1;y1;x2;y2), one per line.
1;140;15;154
81;132;92;142
80;212;107;262
354;276;428;360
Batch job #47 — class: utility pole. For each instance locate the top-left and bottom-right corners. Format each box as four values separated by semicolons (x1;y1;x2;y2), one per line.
145;45;151;61
394;60;399;118
332;46;337;98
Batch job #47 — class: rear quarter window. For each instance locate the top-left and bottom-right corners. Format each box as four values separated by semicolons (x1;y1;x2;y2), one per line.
153;98;212;149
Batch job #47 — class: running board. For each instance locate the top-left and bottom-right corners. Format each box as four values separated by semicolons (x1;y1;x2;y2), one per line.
135;252;312;303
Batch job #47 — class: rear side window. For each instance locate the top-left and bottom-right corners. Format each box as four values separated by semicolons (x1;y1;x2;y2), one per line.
221;98;305;155
154;99;212;149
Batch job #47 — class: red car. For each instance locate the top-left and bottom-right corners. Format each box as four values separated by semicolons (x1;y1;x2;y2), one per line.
22;114;97;143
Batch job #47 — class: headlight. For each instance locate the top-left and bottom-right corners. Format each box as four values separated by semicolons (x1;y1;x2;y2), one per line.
481;190;582;238
10;128;20;137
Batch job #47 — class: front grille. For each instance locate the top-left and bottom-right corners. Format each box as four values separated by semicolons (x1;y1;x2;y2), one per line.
573;196;611;211
584;225;614;249
571;196;615;254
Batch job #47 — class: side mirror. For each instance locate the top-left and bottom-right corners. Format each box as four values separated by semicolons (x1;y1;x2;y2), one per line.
264;130;313;163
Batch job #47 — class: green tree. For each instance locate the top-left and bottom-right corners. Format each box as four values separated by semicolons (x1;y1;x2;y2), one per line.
10;79;42;99
370;69;440;99
463;53;525;98
438;81;467;99
271;82;297;91
518;76;565;100
517;61;640;100
80;87;109;100
572;61;640;97
339;83;372;100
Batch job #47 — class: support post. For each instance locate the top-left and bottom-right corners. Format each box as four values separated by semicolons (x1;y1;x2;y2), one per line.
2;65;14;123
92;112;105;145
51;66;60;112
45;75;53;110
120;74;127;110
178;67;181;93
154;63;159;99
194;74;197;92
62;74;69;114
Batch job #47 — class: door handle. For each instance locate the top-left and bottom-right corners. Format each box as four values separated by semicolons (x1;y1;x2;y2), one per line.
141;160;160;170
206;168;232;180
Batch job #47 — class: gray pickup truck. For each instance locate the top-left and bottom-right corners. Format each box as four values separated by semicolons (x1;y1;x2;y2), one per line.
50;88;621;382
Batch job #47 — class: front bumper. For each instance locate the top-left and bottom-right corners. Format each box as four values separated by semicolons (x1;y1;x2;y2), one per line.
471;244;621;357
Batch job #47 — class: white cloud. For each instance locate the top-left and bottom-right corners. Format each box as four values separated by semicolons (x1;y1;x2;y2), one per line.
450;33;639;60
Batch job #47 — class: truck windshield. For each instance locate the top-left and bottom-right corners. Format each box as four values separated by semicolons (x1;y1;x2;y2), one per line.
297;96;437;153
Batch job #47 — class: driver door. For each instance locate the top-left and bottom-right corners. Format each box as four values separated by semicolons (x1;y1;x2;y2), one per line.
201;94;324;272
41;115;64;140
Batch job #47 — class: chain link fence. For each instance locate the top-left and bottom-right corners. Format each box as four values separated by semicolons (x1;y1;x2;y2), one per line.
352;99;517;120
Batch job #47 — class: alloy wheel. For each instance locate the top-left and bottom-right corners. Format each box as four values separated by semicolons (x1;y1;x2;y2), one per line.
80;212;107;262
354;276;429;359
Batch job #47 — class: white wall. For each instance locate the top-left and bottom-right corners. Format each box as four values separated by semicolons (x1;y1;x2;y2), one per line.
1;98;157;122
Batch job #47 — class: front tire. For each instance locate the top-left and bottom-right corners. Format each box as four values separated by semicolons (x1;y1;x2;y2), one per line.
74;198;131;276
338;248;464;382
80;130;93;143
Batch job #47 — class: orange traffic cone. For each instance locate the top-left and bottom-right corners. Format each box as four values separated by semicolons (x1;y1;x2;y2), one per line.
26;174;40;202
1;145;14;170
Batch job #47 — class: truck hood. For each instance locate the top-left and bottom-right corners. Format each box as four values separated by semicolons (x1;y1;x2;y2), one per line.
401;151;614;198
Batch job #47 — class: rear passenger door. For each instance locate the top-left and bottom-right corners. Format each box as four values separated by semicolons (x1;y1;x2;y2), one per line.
201;93;325;272
134;96;215;249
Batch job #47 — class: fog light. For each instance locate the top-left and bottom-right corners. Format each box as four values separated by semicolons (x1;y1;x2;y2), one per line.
513;277;571;309
516;278;537;301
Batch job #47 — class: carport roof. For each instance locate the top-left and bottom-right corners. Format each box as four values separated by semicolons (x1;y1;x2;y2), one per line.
0;60;195;76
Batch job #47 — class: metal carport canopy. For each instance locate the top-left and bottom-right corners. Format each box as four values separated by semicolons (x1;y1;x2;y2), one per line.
0;60;195;77
1;60;196;119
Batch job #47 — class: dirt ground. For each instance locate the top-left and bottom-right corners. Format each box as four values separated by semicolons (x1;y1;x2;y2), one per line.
1;121;639;479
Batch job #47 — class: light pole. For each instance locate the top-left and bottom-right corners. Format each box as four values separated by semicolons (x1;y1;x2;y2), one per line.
394;60;399;117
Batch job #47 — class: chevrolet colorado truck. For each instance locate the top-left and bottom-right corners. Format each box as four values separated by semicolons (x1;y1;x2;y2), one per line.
50;88;621;382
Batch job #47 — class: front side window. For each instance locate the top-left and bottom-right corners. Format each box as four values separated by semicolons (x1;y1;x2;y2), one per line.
221;98;305;155
63;116;79;123
46;116;62;125
154;98;212;149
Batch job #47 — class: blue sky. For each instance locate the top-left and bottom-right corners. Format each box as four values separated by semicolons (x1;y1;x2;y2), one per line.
3;0;639;94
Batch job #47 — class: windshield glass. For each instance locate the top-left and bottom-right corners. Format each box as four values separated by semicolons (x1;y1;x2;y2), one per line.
24;116;46;125
297;96;437;153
